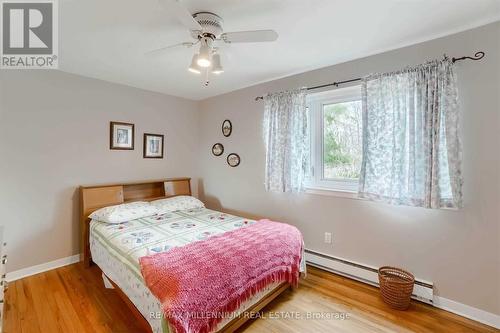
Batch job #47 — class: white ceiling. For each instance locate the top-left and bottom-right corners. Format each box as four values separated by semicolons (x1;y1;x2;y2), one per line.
59;0;500;100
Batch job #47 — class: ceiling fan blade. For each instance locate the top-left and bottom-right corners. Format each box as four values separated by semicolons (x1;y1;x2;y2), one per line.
158;0;202;32
221;30;278;43
146;42;194;55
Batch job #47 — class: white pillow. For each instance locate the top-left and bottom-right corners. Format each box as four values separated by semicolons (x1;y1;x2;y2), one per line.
151;196;205;214
89;201;158;224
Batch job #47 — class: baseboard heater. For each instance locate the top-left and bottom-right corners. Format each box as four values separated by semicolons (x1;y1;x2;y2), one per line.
305;249;434;305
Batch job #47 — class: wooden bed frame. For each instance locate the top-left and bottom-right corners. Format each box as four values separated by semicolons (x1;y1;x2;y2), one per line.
79;178;289;333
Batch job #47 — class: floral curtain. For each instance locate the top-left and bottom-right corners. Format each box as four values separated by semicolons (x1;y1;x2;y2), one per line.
263;88;309;192
359;57;463;208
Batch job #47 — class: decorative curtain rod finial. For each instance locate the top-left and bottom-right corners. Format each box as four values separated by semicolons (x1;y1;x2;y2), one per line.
452;51;485;63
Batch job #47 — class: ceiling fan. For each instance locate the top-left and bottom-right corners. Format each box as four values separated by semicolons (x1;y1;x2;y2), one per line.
151;0;279;86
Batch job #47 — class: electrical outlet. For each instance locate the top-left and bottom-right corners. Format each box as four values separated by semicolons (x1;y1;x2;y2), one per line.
324;232;332;244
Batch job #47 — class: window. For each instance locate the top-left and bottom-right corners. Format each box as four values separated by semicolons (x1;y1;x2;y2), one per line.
306;85;362;192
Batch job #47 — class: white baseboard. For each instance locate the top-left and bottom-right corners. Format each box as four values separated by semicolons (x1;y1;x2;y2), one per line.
433;296;500;329
305;248;500;329
6;254;81;282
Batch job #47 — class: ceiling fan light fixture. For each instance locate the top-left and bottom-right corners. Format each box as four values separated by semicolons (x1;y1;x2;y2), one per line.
197;57;211;68
197;39;212;67
188;54;201;74
211;53;224;74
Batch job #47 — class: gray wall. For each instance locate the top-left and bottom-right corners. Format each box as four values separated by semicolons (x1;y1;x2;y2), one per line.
198;22;500;314
0;71;200;272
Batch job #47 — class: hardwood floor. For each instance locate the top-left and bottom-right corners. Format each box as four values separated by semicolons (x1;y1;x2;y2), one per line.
3;264;497;333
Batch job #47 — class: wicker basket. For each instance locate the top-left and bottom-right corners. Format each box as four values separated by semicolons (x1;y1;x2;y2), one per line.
378;266;415;310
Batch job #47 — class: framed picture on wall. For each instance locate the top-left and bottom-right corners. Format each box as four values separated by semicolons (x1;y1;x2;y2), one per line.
143;133;164;159
110;121;134;150
222;119;232;137
212;143;224;156
227;153;240;167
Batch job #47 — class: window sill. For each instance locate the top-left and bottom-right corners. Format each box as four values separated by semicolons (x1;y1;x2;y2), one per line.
304;186;362;199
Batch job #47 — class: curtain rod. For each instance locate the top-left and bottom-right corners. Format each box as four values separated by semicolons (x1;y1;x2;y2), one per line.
254;51;485;101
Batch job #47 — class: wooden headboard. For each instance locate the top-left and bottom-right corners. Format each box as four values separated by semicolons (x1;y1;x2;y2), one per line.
79;177;191;267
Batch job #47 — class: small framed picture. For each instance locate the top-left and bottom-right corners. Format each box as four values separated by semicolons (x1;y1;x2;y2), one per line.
227;153;240;167
110;121;134;150
212;143;224;156
143;133;164;159
222;119;232;137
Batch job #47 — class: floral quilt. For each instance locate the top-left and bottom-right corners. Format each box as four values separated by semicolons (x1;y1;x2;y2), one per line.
90;207;261;333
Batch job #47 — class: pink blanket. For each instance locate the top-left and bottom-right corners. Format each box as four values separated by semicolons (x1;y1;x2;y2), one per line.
139;219;303;333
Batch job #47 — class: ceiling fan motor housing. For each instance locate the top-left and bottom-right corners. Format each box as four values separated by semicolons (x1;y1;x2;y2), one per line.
192;12;224;39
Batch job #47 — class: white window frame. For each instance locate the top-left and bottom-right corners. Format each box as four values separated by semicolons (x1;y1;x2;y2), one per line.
305;85;362;194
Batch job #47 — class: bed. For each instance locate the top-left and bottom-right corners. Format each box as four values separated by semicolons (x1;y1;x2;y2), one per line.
80;178;304;333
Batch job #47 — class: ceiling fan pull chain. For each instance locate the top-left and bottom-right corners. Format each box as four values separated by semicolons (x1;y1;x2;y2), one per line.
204;68;210;86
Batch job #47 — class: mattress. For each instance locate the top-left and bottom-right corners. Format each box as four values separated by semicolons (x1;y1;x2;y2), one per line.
90;207;301;333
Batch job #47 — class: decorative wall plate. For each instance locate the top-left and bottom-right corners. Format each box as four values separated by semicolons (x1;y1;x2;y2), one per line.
222;119;232;137
212;143;224;156
227;153;240;167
